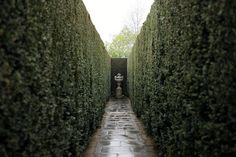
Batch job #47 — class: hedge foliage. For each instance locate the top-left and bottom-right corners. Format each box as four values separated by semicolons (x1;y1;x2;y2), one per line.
128;0;236;156
0;0;110;156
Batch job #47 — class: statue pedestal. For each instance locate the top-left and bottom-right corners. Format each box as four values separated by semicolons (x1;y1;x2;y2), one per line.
116;86;122;98
114;73;124;99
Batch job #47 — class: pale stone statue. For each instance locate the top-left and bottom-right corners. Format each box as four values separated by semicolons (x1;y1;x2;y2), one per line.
114;73;124;98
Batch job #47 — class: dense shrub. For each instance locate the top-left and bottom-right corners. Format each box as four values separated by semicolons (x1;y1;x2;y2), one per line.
128;0;236;156
0;0;110;156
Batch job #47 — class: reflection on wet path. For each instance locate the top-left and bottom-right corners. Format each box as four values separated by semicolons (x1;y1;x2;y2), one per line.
82;98;158;157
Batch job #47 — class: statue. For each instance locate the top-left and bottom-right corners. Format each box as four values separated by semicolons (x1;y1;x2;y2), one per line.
114;73;124;98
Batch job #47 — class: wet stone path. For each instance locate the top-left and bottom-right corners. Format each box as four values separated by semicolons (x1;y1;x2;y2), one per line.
82;98;158;157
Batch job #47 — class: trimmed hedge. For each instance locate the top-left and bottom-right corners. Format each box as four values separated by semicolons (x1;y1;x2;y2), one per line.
128;0;236;156
0;0;110;156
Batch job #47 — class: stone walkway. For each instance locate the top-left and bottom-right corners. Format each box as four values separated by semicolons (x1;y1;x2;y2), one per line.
82;97;158;157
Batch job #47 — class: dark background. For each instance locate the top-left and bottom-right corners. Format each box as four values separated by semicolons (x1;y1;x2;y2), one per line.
111;58;128;96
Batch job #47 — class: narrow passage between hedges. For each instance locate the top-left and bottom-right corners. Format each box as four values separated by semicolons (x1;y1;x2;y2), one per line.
82;97;158;157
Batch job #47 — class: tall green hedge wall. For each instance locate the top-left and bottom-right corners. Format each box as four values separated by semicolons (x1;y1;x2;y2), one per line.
128;0;236;156
0;1;110;156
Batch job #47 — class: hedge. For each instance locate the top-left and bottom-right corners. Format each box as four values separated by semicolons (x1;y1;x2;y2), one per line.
128;0;236;156
0;0;110;156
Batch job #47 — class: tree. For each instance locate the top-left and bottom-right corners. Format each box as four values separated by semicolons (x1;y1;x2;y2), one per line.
107;26;137;58
107;0;152;58
129;1;144;34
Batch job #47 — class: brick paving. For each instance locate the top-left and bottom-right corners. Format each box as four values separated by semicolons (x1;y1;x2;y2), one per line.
82;97;158;157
